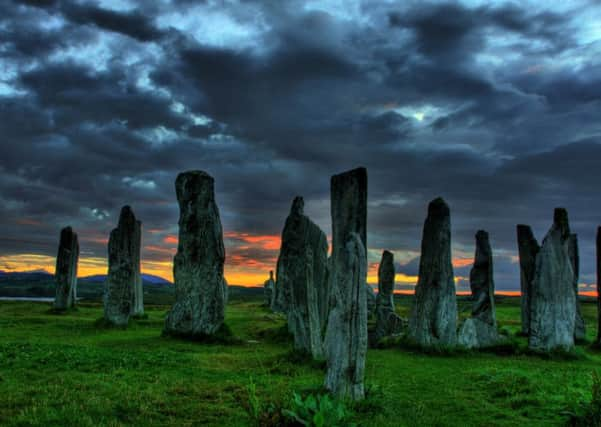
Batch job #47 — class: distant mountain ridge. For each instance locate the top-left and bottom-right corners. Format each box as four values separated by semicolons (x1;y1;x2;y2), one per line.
0;270;173;285
0;270;262;302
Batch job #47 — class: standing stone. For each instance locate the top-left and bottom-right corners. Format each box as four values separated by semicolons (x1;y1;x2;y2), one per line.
366;284;377;317
517;225;540;335
529;208;576;351
277;197;328;359
263;270;275;307
569;234;585;341
375;250;403;341
324;233;367;400
104;206;140;326
597;227;601;345
164;171;228;337
324;167;368;400
458;230;500;348
131;220;144;317
53;227;79;311
408;197;457;347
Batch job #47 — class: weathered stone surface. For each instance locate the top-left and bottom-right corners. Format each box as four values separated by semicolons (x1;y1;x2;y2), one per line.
324;167;368;400
529;208;576;351
458;230;500;349
375;250;403;341
164;171;228;337
517;225;540;335
324;233;367;400
569;234;585;341
366;283;376;317
409;197;457;347
597;227;601;344
276;197;328;359
131;220;143;317
328;167;367;321
53;227;79;311
263;270;275;307
104;206;140;326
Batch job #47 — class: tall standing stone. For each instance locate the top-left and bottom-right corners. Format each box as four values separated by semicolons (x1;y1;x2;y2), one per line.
458;230;500;348
375;250;403;341
569;234;585;341
263;270;275;307
131;219;144;317
277;197;328;359
53;227;79;311
529;208;576;351
597;226;601;345
408;197;457;347
324;233;367;400
164;171;228;337
517;225;540;335
324;167;368;400
104;206;140;326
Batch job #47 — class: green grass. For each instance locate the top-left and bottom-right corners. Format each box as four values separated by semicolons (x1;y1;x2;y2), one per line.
0;296;599;426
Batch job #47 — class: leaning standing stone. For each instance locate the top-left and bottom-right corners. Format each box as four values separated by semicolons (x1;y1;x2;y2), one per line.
458;230;500;348
324;233;367;400
375;250;403;341
276;197;328;359
529;208;576;351
164;171;228;337
104;206;140;326
53;227;79;311
517;225;539;335
409;197;457;347
568;234;585;341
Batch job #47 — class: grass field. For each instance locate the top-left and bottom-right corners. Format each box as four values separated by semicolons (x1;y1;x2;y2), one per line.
0;296;600;426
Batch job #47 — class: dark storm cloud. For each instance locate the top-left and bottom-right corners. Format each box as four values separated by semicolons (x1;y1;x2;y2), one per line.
0;0;600;287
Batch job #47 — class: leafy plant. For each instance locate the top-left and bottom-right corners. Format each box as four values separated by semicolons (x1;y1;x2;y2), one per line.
282;392;354;427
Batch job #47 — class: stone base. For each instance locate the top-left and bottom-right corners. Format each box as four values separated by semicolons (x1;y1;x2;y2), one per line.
458;318;502;349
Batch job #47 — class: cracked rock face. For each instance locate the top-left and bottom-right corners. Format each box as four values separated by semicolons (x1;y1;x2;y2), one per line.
409;198;457;347
458;230;501;349
324;168;368;400
568;234;585;341
517;225;540;335
529;208;576;351
324;233;367;401
53;227;79;311
164;171;228;337
104;206;140;326
276;197;328;359
375;250;403;341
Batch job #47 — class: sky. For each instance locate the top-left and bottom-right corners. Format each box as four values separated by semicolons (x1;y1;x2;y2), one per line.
1;0;600;292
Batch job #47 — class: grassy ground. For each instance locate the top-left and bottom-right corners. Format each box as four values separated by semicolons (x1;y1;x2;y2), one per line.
0;296;599;426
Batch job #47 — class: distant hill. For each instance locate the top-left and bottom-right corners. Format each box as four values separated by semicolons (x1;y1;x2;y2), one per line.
0;270;263;303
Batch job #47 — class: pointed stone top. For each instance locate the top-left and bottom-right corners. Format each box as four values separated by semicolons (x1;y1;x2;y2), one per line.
118;205;137;227
269;270;274;280
553;207;570;238
381;250;393;264
61;226;73;234
290;196;304;216
476;230;489;240
428;197;450;218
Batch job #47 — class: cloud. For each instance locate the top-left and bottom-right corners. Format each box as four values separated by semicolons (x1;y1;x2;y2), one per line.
1;0;600;287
